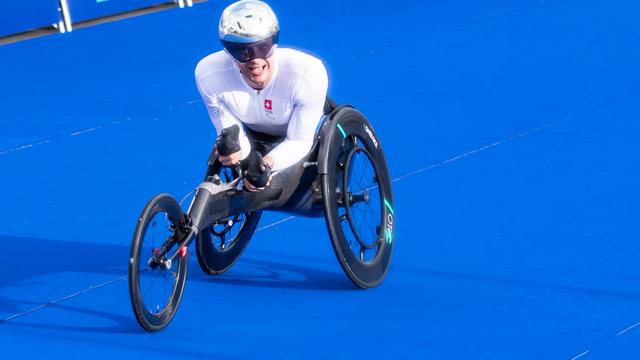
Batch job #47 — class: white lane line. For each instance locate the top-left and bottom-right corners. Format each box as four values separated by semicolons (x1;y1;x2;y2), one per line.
570;321;640;359
0;99;202;158
0;275;127;324
617;321;640;336
256;216;297;232
391;119;562;184
571;350;590;360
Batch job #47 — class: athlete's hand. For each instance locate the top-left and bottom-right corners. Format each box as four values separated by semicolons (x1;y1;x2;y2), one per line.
244;155;274;192
215;145;242;167
244;175;272;192
214;125;242;166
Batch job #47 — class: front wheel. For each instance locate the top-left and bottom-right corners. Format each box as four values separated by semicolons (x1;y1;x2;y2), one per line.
321;108;395;288
128;193;188;332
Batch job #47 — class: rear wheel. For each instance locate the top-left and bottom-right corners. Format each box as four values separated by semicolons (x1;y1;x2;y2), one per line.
321;108;395;288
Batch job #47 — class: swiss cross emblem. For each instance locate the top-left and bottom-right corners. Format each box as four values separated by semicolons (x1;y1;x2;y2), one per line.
264;99;273;111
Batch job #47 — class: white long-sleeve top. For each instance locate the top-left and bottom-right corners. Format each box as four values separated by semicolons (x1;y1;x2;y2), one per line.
195;48;329;171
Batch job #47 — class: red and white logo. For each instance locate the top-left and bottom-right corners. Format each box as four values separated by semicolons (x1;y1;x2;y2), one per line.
264;99;273;111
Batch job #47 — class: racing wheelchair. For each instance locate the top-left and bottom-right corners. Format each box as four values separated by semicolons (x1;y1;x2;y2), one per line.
128;99;395;332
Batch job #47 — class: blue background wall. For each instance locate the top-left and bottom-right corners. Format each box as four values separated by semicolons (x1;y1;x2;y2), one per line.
0;0;61;36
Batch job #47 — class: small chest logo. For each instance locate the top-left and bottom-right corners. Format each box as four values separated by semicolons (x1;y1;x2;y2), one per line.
264;99;273;111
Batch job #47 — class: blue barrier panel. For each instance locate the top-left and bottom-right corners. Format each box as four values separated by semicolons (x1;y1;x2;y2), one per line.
0;0;61;37
66;0;172;23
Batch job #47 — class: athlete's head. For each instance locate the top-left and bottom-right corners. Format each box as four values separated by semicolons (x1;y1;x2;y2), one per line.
219;0;279;89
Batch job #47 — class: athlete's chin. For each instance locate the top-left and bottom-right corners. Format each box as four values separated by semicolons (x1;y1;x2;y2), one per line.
241;61;272;89
244;73;269;89
251;74;269;84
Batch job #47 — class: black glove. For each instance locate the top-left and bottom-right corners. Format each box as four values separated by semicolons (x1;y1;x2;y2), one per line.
242;151;271;188
216;125;241;156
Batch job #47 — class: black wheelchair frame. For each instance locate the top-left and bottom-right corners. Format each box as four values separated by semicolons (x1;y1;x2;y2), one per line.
128;100;396;332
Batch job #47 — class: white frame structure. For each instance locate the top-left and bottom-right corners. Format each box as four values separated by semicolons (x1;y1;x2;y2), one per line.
1;0;201;45
58;0;73;32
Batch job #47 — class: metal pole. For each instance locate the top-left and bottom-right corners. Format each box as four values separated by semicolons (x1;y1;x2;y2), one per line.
59;0;73;32
56;21;66;34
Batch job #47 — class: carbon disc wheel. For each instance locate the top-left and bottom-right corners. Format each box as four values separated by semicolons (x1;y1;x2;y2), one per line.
321;107;395;288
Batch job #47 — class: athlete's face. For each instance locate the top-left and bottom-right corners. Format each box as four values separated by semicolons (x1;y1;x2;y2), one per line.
238;56;274;90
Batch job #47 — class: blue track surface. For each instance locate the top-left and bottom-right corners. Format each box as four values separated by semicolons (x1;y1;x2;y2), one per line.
1;0;639;358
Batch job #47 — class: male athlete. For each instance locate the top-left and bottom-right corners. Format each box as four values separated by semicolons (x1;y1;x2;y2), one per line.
195;0;329;192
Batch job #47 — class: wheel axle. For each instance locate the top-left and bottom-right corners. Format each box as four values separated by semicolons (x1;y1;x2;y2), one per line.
349;192;369;204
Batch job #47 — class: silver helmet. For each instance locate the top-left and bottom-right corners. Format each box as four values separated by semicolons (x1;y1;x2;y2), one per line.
219;0;279;44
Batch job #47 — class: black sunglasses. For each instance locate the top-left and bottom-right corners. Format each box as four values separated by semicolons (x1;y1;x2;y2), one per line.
222;34;279;63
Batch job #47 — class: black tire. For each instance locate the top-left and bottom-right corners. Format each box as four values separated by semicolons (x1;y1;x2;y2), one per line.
128;193;188;332
195;166;262;275
321;108;395;288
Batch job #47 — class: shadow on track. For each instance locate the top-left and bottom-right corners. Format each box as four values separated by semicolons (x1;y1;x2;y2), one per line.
1;234;355;334
0;235;126;286
189;257;356;291
0;235;127;315
0;299;139;333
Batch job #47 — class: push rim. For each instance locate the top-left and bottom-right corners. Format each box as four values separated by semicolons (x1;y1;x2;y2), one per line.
341;142;385;262
195;164;262;275
210;166;246;251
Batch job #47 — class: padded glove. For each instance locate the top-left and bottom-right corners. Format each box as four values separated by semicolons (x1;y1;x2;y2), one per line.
242;151;271;188
216;125;241;156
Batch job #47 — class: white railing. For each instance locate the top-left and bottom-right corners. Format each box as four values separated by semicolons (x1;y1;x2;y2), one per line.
1;0;199;44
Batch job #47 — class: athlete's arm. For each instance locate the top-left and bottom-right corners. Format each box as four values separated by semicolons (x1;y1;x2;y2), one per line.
195;74;251;165
266;65;329;171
